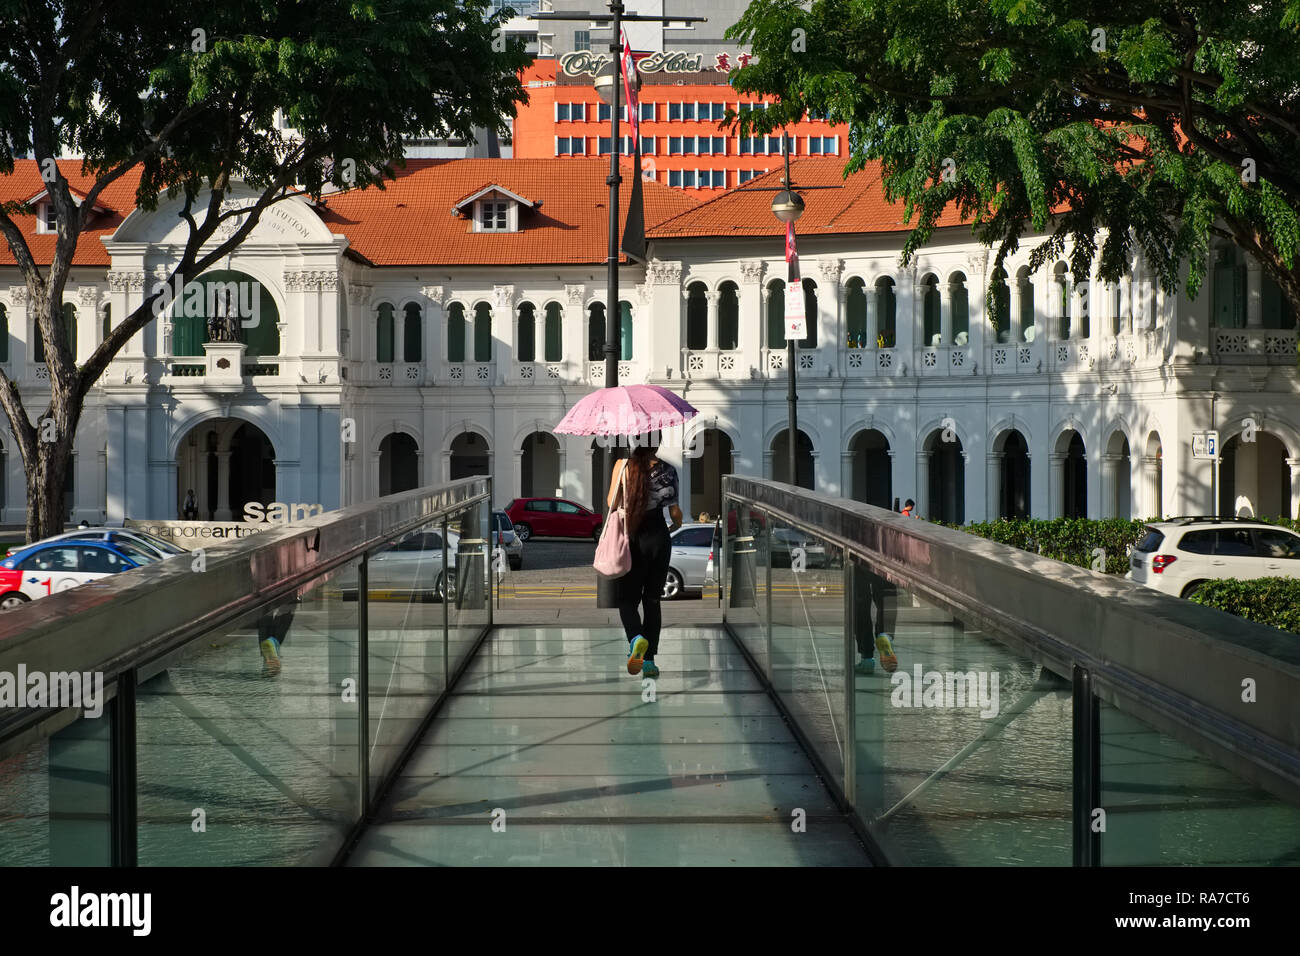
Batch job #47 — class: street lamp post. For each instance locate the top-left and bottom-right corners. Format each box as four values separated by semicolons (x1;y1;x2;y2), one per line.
770;131;804;486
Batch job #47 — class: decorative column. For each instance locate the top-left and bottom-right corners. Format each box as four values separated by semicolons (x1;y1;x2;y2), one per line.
1143;455;1162;519
896;266;916;370
966;251;987;363
737;259;765;378
1288;458;1300;521
1070;275;1084;340
818;258;843;373
1009;277;1022;345
1049;453;1065;518
512;449;524;501
865;285;878;348
1100;454;1118;519
841;451;854;502
986;452;1002;519
494;284;515;385
562;285;585;382
705;291;720;351
214;450;233;521
940;279;953;346
1120;273;1133;334
915;448;929;516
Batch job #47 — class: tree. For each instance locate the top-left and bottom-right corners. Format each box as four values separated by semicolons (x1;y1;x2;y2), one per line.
0;0;529;541
726;0;1300;322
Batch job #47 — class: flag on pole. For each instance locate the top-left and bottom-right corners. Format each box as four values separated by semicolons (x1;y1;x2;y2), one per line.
620;29;639;144
619;28;647;263
784;220;807;340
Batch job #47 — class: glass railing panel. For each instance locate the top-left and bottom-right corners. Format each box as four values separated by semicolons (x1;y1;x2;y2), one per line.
767;519;847;784
134;560;361;865
1099;700;1300;865
0;709;113;866
723;500;769;676
362;520;449;798
850;555;1073;865
448;501;491;674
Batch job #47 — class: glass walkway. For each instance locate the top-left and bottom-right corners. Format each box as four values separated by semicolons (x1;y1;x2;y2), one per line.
1;475;1298;866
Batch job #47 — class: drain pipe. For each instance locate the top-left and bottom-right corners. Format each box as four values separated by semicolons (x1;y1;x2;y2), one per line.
1211;390;1219;517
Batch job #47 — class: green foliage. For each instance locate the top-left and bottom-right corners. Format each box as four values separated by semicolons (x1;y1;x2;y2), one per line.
1190;578;1300;634
726;0;1300;322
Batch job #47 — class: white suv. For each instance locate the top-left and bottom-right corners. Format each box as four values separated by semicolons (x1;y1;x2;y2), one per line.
1127;518;1300;598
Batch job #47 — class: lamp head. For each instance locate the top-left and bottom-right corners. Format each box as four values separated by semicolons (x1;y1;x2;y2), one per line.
593;62;618;106
771;190;805;224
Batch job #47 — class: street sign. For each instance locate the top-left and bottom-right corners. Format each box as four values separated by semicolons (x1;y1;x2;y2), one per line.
1192;430;1219;460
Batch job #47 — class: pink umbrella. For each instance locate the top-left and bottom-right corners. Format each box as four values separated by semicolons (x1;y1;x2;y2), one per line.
554;384;698;437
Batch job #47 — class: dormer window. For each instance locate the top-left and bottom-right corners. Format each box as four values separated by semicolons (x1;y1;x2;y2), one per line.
38;203;57;234
478;200;509;231
454;184;535;234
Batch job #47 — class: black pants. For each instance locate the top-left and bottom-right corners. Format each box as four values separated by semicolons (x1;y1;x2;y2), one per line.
616;510;670;660
852;564;896;659
257;601;296;647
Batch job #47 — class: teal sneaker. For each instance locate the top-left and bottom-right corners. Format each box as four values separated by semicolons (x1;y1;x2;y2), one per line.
642;660;660;679
627;636;649;675
854;657;876;675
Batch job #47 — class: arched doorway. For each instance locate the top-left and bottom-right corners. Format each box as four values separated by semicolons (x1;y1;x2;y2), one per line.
1220;431;1292;518
176;418;275;520
689;428;734;519
1059;431;1087;518
450;432;490;480
771;428;814;489
924;430;965;524
379;433;419;496
521;432;560;498
995;429;1030;519
849;429;891;507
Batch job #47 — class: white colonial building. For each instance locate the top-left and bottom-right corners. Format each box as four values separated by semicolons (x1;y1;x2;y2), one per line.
0;157;1296;526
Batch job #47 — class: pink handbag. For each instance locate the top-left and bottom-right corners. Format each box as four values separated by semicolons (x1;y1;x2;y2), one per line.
593;463;632;578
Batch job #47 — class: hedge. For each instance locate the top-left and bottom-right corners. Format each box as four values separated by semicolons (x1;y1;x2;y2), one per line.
1189;578;1300;635
949;516;1300;575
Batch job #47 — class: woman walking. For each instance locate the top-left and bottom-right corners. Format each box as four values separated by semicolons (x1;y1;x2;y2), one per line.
608;440;683;678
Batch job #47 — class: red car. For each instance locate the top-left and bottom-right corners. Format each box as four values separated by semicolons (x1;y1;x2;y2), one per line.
505;497;603;542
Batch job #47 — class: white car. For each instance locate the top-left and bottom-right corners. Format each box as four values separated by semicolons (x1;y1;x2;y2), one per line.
1127;518;1300;598
336;528;459;602
29;526;188;561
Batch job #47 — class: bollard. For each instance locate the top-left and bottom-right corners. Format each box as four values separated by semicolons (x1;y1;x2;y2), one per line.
455;537;488;609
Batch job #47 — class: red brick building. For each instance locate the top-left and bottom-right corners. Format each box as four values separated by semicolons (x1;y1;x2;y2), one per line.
513;57;847;194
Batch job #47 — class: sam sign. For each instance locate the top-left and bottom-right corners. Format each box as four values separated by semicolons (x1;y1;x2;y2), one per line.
784;285;807;340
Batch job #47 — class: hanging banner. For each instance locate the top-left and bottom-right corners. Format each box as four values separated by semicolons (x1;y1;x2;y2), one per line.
784;284;807;340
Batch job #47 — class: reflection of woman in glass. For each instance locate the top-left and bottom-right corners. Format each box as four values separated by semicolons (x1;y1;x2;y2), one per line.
608;438;682;678
853;563;898;675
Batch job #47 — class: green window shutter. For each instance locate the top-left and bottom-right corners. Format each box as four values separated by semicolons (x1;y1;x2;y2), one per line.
544;305;562;362
447;304;465;362
62;303;77;359
800;281;816;349
619;301;632;360
474;304;492;362
718;286;739;350
517;305;535;362
376;304;395;363
403;304;422;362
846;283;866;343
767;282;784;349
0;305;8;363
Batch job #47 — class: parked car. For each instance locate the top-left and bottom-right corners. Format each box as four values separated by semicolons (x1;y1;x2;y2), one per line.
504;497;603;542
31;526;187;561
766;527;828;569
664;522;720;599
0;539;159;608
1127;517;1300;598
337;528;459;602
492;510;523;570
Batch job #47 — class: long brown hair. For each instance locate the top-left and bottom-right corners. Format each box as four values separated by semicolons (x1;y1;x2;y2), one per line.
621;446;655;535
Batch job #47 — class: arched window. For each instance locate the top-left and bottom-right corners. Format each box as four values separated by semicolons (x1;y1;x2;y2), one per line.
447;302;466;362
517;302;537;361
921;274;940;345
376;303;395;363
473;302;492;362
619;300;633;360
800;278;817;349
1110;283;1121;336
543;303;563;362
718;281;739;350
101;303;111;343
0;303;8;363
875;277;896;346
766;279;785;349
949;272;968;344
36;304;78;363
846;277;867;347
1262;274;1296;329
1054;263;1070;338
1017;266;1035;341
402;303;422;362
588;302;606;361
685;282;707;350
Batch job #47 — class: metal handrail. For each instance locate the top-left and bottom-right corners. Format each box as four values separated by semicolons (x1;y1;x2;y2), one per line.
0;477;492;752
722;475;1300;807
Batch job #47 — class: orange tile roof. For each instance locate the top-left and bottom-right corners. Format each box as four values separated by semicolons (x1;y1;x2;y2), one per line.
317;158;699;266
1;158;699;270
0;160;143;267
647;157;974;239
